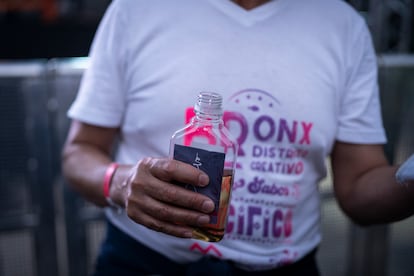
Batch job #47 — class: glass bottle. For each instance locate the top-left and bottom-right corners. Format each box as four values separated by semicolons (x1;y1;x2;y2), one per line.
169;92;238;242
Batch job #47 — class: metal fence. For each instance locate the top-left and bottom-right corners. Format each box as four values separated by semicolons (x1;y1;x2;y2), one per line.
347;0;414;53
0;59;104;276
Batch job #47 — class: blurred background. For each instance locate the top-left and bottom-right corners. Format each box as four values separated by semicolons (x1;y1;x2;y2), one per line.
0;0;413;275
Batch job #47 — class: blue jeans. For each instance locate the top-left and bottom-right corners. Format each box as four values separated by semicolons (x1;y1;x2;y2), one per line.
93;221;320;276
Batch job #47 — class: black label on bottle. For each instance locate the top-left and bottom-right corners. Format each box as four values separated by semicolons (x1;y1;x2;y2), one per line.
173;144;225;224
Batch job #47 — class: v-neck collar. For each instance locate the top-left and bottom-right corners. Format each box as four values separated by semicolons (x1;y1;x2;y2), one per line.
207;0;286;27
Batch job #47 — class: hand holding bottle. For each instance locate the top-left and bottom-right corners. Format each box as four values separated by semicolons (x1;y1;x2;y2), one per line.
121;157;216;238
169;92;238;242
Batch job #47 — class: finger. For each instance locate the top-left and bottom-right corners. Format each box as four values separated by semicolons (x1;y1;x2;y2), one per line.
127;197;210;238
134;195;211;226
143;178;215;214
128;208;195;238
143;157;209;187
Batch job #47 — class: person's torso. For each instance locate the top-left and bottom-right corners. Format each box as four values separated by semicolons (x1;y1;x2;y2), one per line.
108;0;363;270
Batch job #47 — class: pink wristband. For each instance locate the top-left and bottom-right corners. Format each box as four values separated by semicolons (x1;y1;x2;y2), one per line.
103;163;119;198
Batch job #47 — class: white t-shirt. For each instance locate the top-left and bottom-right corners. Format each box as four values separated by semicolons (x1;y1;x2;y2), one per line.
68;0;387;271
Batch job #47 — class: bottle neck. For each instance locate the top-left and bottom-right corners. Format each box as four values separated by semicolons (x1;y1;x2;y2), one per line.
194;92;223;123
193;110;222;124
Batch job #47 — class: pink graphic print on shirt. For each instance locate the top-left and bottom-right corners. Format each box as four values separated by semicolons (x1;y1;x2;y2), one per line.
186;89;314;263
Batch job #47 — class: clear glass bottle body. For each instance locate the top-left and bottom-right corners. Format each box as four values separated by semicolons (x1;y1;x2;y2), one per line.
169;92;238;242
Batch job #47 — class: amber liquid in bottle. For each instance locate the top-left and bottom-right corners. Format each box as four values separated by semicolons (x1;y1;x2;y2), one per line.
192;169;233;242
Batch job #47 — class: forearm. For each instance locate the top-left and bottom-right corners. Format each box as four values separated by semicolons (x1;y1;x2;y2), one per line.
339;165;414;225
61;121;134;208
62;142;114;207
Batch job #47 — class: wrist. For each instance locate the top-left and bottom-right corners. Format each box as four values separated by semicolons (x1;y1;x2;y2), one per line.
103;162;123;212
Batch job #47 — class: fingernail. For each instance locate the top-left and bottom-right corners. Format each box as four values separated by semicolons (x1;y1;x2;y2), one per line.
183;231;193;238
198;215;210;225
201;200;214;213
198;174;209;186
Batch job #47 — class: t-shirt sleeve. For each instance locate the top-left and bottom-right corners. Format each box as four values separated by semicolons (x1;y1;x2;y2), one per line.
336;18;387;144
68;0;127;127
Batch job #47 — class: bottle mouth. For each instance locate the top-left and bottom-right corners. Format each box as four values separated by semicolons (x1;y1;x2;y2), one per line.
194;92;223;115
